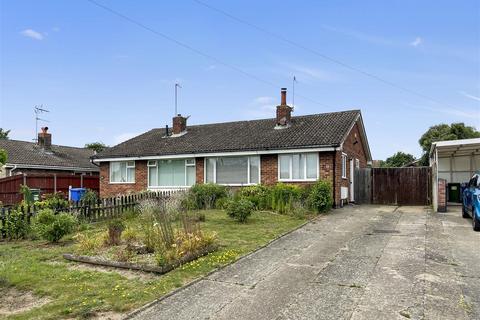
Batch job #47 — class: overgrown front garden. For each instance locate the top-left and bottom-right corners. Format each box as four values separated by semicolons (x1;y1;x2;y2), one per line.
0;180;333;319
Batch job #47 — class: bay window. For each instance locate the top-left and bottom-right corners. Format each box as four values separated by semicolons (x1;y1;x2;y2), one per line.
278;153;318;181
110;161;135;183
148;159;196;187
206;156;260;185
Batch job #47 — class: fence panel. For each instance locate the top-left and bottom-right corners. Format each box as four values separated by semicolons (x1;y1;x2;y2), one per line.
354;168;372;204
355;167;431;206
0;174;100;205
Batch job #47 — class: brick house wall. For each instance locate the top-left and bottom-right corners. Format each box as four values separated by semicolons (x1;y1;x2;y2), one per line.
99;161;148;198
334;121;369;206
260;154;277;185
195;157;204;184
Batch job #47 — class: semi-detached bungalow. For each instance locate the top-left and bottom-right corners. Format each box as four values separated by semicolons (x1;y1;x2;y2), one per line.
92;89;372;207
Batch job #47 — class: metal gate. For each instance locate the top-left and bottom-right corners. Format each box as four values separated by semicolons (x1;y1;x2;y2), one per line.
354;167;431;206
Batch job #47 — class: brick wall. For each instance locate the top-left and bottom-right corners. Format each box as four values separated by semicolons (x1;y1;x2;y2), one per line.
261;154;278;185
195;157;204;184
99;161;148;198
336;121;369;206
437;178;447;212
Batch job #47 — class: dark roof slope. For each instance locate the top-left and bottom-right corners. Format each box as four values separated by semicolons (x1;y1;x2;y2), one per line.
0;139;99;170
94;110;361;159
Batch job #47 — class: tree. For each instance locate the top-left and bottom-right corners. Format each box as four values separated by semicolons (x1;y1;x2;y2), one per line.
0;128;10;139
418;123;480;165
85;142;108;153
382;152;416;167
0;149;6;165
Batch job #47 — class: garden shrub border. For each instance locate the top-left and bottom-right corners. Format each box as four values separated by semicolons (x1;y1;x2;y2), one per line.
63;244;218;275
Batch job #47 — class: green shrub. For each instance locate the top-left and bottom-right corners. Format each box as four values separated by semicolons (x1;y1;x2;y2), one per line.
187;183;228;209
307;180;333;213
225;199;254;223
80;189;98;204
19;185;34;205
214;197;229;210
270;183;302;214
33;209;78;242
34;192;69;211
238;185;271;210
1;210;30;240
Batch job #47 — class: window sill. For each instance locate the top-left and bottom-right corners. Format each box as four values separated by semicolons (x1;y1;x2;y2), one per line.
278;179;318;182
205;183;259;186
109;182;136;184
148;186;191;189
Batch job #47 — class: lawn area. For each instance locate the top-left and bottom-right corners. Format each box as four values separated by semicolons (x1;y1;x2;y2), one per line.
0;210;307;320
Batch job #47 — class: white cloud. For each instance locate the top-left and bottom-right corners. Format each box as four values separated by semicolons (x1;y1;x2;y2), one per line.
459;91;480;102
403;102;471;118
20;29;44;40
281;63;338;83
205;64;216;71
246;96;277;118
322;25;395;46
410;37;423;47
114;132;140;145
253;96;275;105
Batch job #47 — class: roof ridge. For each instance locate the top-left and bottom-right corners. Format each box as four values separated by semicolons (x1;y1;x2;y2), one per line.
150;109;361;130
0;138;91;150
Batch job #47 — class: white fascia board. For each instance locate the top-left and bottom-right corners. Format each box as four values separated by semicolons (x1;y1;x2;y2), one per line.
4;163;99;172
92;146;340;163
429;138;480;156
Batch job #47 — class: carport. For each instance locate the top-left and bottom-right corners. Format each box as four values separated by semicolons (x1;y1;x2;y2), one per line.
430;138;480;212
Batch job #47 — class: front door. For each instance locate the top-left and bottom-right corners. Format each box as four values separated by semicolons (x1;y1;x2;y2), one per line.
350;159;354;202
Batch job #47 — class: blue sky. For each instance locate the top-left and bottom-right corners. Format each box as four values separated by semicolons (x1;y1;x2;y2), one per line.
1;0;479;160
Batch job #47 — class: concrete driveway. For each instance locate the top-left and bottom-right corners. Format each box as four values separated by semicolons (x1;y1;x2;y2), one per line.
129;205;480;320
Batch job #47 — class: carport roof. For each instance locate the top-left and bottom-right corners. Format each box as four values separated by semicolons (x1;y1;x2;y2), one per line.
430;138;480;157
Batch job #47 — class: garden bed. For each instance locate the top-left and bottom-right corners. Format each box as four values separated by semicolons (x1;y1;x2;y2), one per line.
63;244;218;274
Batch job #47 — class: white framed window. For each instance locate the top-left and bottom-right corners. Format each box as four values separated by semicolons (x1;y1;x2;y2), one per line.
278;153;318;181
110;161;135;183
148;158;196;188
341;153;347;179
355;158;360;169
205;156;260;185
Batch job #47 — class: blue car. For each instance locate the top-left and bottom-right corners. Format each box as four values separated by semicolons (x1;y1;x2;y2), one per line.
462;172;480;231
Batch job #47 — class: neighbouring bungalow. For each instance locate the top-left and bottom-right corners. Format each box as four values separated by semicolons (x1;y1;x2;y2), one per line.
92;89;372;207
0;128;100;204
0;127;99;177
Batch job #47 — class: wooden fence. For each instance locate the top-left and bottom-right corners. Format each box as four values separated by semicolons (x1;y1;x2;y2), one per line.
0;173;99;205
0;190;181;239
354;167;431;206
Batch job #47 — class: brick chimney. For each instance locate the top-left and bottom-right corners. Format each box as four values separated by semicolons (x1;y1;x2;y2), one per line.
276;88;292;126
172;114;187;135
38;127;52;149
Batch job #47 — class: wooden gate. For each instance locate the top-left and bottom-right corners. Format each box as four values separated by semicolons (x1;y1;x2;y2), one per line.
354;167;431;206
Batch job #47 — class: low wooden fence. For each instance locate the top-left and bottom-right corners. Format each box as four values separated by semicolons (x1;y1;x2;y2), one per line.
354;167;431;206
0;190;181;239
0;173;99;205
